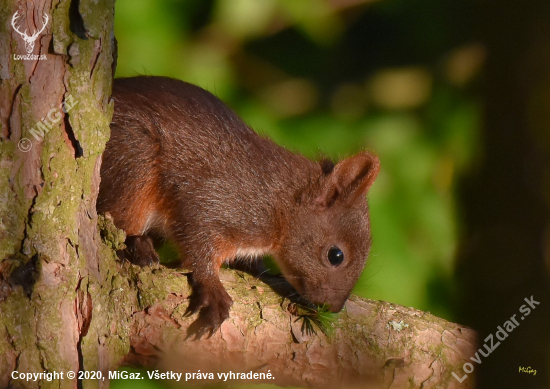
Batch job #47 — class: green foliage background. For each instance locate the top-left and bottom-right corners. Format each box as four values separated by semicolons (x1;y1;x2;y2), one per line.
113;0;480;323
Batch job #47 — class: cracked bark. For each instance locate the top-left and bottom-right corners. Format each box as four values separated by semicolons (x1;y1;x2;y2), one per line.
0;1;477;388
0;0;117;388
118;266;476;389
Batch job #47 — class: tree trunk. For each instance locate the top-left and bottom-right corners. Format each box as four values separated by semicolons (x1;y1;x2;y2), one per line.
0;0;118;387
0;1;476;388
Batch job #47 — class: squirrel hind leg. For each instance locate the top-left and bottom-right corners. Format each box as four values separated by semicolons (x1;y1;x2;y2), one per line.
120;235;160;267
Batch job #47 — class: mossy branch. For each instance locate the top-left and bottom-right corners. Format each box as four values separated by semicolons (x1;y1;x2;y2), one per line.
119;265;477;388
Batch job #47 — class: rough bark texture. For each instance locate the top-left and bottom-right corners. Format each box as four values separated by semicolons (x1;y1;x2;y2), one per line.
118;266;476;389
0;0;118;388
0;1;477;389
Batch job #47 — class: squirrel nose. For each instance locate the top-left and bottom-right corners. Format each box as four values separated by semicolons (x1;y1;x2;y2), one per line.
328;299;346;313
303;286;349;312
320;293;348;312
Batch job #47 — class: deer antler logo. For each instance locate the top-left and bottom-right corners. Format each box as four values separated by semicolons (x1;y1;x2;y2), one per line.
11;11;49;54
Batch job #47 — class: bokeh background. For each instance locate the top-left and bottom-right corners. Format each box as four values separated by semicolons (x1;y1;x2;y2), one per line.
111;0;550;388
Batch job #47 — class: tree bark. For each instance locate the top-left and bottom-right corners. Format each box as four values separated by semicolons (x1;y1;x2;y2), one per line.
0;1;476;389
119;266;477;388
0;0;118;388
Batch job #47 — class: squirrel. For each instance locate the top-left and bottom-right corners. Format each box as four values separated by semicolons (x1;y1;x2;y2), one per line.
97;76;380;338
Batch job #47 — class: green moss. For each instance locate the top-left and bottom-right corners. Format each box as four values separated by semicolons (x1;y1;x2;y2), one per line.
136;267;191;309
98;214;126;250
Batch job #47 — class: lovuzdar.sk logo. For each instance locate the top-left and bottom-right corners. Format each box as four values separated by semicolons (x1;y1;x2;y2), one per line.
11;10;49;61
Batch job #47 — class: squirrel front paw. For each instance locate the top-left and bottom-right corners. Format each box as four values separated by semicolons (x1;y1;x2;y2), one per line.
184;278;233;339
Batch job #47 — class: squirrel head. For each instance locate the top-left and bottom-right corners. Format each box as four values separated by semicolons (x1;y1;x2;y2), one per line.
275;152;380;312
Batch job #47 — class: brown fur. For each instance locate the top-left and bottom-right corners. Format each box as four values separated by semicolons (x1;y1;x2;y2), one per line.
98;76;380;338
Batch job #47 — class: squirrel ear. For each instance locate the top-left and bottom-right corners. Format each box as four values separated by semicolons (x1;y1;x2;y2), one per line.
314;152;380;208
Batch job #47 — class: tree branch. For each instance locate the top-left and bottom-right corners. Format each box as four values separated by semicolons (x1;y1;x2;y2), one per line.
119;266;477;388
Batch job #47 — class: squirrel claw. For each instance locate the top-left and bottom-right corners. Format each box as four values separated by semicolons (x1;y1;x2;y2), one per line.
184;306;227;340
184;299;202;317
184;282;233;340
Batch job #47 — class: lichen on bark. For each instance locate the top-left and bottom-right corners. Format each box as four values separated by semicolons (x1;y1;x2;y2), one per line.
0;0;120;387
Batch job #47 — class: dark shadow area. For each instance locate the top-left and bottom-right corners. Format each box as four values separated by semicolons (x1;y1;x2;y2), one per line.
227;257;314;309
69;0;88;39
9;255;38;298
456;1;550;388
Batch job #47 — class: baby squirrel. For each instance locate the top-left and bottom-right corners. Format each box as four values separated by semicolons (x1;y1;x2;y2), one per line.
98;76;380;338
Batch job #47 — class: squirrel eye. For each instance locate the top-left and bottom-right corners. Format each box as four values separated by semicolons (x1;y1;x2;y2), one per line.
327;246;344;266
